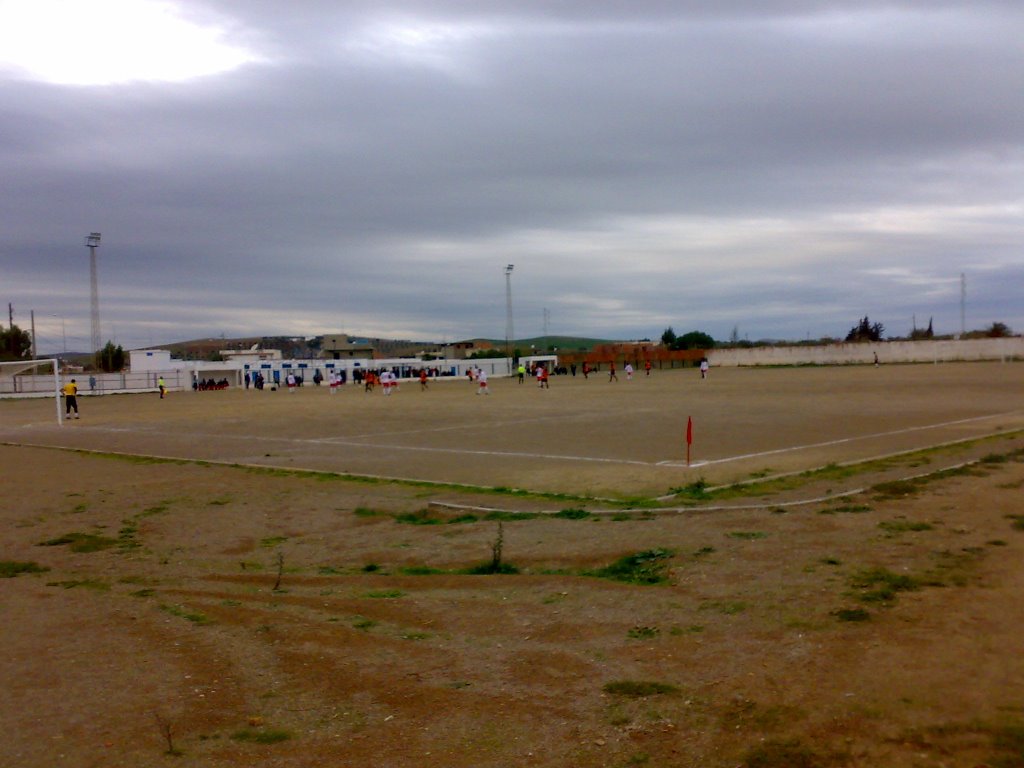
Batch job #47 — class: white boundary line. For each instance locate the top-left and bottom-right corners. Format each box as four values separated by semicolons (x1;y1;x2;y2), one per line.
655;411;1022;468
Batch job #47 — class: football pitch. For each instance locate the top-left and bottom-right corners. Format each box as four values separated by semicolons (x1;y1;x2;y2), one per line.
4;361;1023;500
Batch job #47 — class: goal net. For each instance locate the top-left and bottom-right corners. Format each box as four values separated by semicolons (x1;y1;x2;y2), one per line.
0;358;63;424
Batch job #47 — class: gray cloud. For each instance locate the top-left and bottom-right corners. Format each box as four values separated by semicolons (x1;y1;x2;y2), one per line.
3;1;1022;352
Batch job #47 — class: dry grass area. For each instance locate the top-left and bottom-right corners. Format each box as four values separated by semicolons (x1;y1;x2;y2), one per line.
3;363;1024;767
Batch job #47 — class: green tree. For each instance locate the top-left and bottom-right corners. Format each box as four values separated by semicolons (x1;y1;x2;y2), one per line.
468;349;507;359
660;327;676;347
97;341;126;372
909;317;934;340
845;316;884;342
0;324;32;361
673;330;715;350
985;321;1012;337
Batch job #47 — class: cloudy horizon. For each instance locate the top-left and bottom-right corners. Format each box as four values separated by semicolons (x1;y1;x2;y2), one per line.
3;0;1022;354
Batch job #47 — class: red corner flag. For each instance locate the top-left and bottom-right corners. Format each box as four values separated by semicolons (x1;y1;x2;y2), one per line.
686;416;693;466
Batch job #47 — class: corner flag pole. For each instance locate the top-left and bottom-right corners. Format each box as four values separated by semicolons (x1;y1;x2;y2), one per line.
686;416;693;466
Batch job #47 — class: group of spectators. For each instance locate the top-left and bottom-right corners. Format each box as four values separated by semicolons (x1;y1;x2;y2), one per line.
193;377;230;391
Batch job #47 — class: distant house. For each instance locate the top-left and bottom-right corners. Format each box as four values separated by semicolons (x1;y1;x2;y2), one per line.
220;348;282;365
322;334;376;360
439;339;494;360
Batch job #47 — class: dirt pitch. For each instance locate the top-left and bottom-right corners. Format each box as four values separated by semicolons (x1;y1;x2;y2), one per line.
3;362;1024;767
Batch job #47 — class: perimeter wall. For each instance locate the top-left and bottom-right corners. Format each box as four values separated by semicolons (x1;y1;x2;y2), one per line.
709;338;1024;366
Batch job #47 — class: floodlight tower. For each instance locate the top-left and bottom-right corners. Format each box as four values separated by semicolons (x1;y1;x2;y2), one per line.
85;232;101;361
504;264;515;368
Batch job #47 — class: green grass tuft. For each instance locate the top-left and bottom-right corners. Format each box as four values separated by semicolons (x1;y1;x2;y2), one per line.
463;561;520;575
38;532;118;553
0;560;49;578
603;680;679;698
588;549;674;585
160;603;211;624
849;566;920;604
554;508;591;519
833;607;871;622
230;728;291;744
878;519;934;534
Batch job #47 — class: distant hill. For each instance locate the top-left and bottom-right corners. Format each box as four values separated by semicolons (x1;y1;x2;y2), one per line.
141;333;628;360
485;336;627;353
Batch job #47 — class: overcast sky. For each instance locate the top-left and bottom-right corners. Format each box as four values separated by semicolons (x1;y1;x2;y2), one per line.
3;0;1022;353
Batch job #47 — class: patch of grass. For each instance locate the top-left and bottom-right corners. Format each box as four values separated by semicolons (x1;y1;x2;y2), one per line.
727;531;767;540
362;589;405;599
131;588;157;598
740;738;825;768
554;508;591;519
463;561;520;575
693;546;716;557
160;603;211;624
871;479;921;499
47;579;110;591
139;503;170;517
207;497;231;505
318;565;345;575
483;510;540;521
400;565;446;575
38;532;118;553
878;519;934;534
848;566;920;604
361;563;381;572
627;625;660;640
672;479;709;500
447;514;479;524
921;548;984;588
587;549;674;585
259;536;288;548
833;607;871;622
0;560;49;578
820;503;872;515
394;510;443;525
699;600;747;615
230;728;291;744
1007;515;1024;531
353;506;384;517
352;617;377;631
603;680;680;698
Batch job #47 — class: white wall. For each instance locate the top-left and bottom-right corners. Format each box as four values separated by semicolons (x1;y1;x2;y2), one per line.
709;338;1024;366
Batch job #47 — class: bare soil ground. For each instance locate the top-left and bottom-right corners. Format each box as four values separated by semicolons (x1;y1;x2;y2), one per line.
3;363;1024;767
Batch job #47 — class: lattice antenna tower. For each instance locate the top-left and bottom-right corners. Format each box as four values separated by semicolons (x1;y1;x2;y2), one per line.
85;233;101;360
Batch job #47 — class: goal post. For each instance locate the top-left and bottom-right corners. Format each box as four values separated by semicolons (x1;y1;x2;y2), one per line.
0;358;63;425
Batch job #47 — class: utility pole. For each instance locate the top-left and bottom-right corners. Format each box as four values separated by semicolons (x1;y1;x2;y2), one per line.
960;273;966;338
85;233;101;363
30;310;37;359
